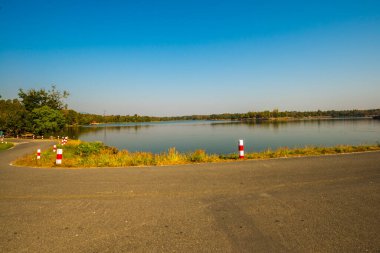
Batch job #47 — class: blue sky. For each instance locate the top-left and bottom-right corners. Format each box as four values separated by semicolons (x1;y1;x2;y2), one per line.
0;0;379;116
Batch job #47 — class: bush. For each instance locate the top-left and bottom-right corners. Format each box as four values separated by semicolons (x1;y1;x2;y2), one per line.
75;142;104;156
189;149;207;162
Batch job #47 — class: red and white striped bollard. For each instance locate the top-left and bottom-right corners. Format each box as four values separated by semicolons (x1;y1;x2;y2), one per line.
56;149;63;165
238;139;244;159
53;145;57;152
37;149;41;160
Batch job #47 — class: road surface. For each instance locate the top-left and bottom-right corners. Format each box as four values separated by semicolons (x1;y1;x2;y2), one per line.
0;140;379;252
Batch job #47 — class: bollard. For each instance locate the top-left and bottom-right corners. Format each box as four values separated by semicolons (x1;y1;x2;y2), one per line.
53;145;57;152
56;149;63;165
42;136;44;140
238;139;244;159
61;136;68;145
37;149;41;160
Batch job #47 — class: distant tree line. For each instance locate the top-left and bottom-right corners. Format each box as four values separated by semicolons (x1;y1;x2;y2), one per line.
1;86;380;136
64;108;380;125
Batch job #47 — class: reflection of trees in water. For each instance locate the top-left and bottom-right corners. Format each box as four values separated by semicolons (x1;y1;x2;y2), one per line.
64;124;153;138
62;119;373;139
209;118;365;130
210;120;288;129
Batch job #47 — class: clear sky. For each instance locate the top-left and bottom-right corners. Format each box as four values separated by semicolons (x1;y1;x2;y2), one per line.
0;0;379;116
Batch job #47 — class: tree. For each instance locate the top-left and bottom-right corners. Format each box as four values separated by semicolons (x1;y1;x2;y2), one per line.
62;109;79;125
0;99;28;135
272;109;279;118
18;85;69;112
29;106;66;135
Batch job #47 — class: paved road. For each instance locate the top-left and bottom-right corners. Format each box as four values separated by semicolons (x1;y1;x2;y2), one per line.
0;140;379;252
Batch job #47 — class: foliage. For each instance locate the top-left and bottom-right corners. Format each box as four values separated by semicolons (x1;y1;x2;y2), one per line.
1;86;68;136
0;99;28;135
13;141;380;168
69;109;380;125
75;142;104;156
18;85;69;112
29;106;66;135
189;149;208;162
62;109;80;126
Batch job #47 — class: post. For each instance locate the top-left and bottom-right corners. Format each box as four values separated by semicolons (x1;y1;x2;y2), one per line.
37;149;41;160
56;149;63;165
238;139;244;159
53;145;57;153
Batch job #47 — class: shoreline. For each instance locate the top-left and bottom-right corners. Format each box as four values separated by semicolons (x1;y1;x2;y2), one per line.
11;141;380;168
10;149;380;170
71;116;376;127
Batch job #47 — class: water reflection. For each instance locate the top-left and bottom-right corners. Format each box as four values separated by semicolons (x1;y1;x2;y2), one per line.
64;119;380;154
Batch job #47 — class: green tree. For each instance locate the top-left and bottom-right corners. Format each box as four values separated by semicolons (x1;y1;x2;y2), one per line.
0;99;28;135
18;85;69;112
62;109;79;125
29;106;66;135
272;109;279;118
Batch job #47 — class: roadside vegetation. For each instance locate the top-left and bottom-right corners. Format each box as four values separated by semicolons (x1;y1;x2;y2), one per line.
13;140;380;168
0;142;14;151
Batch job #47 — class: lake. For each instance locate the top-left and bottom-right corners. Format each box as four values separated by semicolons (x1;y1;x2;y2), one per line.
67;118;380;154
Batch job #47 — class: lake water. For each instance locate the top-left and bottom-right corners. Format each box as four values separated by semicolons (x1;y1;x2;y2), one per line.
67;118;380;154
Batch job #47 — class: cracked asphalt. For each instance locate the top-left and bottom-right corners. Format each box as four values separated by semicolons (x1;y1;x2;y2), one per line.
0;140;379;252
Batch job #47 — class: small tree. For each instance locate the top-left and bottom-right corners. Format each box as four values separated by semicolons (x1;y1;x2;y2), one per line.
29;106;66;135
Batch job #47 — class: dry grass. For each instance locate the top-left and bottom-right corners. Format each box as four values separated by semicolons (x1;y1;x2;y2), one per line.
13;140;380;168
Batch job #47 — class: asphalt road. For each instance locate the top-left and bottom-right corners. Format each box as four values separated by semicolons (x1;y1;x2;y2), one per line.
0;140;379;252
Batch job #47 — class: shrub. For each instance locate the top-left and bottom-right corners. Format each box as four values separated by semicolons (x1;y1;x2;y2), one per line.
189;149;207;162
75;142;104;156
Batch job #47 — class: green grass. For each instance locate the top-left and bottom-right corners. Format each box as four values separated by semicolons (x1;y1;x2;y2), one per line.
13;140;380;168
0;142;14;151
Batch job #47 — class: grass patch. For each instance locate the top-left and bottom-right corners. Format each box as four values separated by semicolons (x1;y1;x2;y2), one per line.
0;142;14;151
13;141;380;168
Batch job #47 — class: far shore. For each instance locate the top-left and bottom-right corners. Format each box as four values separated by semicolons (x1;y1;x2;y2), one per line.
78;116;376;127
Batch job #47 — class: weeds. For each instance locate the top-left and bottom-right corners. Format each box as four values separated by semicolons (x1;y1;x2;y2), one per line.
12;140;380;168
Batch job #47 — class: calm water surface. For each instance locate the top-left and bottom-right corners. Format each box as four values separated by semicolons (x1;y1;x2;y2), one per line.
68;119;380;154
